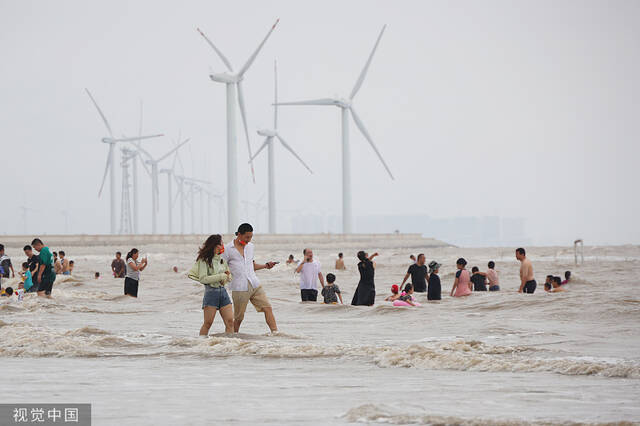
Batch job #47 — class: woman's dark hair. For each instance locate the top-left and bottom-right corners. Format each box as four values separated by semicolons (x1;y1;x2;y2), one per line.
565;271;571;279
357;251;368;262
456;257;467;266
236;223;253;236
126;248;139;261
403;283;413;292
197;234;223;267
544;282;551;290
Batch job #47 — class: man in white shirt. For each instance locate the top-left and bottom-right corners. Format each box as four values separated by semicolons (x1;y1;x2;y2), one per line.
222;223;278;333
295;248;325;302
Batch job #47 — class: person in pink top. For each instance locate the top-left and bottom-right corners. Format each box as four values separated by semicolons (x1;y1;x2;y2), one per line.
450;258;472;297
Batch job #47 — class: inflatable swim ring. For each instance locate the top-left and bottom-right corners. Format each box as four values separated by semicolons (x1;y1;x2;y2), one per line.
392;300;421;307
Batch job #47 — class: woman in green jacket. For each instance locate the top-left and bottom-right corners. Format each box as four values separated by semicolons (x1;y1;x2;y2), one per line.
189;234;233;335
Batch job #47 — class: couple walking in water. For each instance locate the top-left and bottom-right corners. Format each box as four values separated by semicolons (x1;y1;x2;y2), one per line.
189;223;279;336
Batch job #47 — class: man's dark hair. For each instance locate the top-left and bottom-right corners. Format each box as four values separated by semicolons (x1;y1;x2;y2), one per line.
23;245;32;251
338;253;343;258
303;248;308;255
236;223;253;235
565;271;571;280
516;248;526;256
116;251;121;256
488;261;495;269
53;252;58;257
69;260;74;265
288;254;294;259
59;250;65;256
553;276;562;285
31;238;43;246
0;244;4;252
326;273;336;283
544;282;551;290
472;266;479;273
417;253;425;261
546;275;554;279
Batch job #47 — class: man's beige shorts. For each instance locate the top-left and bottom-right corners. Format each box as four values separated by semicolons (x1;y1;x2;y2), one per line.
232;285;271;321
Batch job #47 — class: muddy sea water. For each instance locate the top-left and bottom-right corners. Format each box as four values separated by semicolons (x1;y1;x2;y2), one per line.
1;237;638;425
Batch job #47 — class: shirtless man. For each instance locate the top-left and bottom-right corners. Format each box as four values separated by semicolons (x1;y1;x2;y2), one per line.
516;247;536;293
335;253;346;270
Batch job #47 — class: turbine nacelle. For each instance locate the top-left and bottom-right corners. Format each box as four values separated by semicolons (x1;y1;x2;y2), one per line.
208;73;241;84
257;129;277;137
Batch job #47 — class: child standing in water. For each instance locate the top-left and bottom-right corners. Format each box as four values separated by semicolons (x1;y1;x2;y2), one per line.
450;258;472;297
20;262;34;293
470;266;487;291
427;261;442;300
321;273;343;304
486;261;500;291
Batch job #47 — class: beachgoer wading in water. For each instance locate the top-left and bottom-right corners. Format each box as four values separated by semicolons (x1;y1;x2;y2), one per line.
351;251;378;306
516;247;536;293
222;223;278;333
450;258;472;297
124;248;147;298
189;234;234;335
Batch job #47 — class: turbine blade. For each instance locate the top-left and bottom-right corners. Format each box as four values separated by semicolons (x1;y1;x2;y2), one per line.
115;134;163;143
238;19;279;77
98;145;113;197
276;135;313;174
196;28;234;71
275;98;337;106
85;89;114;137
157;138;190;162
237;82;256;182
135;152;152;178
274;60;278;129
349;106;394;180
249;137;270;162
349;24;386;99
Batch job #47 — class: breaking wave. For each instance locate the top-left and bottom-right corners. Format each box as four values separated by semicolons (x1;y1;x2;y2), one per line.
1;325;636;379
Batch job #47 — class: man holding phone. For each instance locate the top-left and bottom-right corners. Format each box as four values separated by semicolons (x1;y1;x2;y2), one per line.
222;223;279;333
295;248;325;302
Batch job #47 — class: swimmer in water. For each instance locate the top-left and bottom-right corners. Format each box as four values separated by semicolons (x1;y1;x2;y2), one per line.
398;283;417;306
385;284;401;301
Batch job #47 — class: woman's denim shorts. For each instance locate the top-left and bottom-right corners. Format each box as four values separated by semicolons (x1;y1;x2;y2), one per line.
202;285;232;309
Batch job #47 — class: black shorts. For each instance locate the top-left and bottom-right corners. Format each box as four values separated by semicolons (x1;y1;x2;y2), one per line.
38;274;55;295
300;289;318;302
523;280;537;294
124;277;139;297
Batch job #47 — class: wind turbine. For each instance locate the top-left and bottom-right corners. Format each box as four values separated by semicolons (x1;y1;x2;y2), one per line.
197;19;279;234
250;60;313;234
275;25;394;234
85;89;163;234
159;140;185;235
136;138;190;234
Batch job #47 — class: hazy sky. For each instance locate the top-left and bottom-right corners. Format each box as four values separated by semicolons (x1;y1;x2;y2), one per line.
1;0;638;245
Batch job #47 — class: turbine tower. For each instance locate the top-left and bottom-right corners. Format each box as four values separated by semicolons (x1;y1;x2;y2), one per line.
85;89;163;234
136;138;190;234
275;25;394;234
251;60;313;234
197;19;279;233
119;147;136;234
